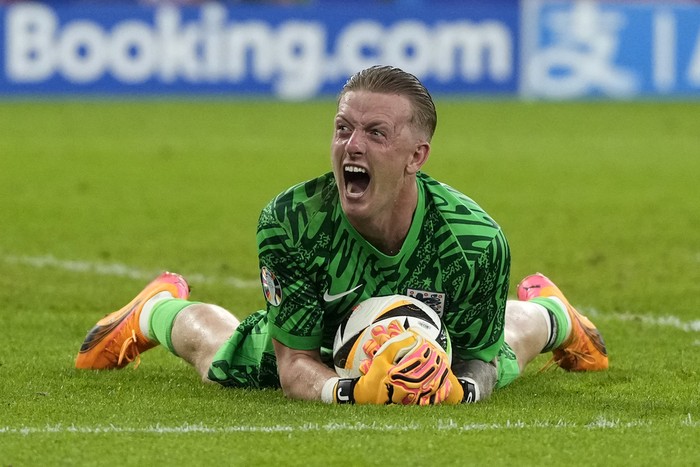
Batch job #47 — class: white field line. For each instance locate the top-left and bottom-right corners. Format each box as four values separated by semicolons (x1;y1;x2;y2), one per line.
3;254;699;333
4;416;698;436
1;253;259;289
584;307;700;333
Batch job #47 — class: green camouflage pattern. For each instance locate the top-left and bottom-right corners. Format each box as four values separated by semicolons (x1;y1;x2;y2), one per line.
209;171;510;388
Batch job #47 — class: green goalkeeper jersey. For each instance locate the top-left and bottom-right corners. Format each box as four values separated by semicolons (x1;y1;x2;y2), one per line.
257;171;510;365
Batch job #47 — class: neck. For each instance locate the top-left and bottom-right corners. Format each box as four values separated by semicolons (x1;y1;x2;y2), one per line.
362;221;411;256
350;181;419;256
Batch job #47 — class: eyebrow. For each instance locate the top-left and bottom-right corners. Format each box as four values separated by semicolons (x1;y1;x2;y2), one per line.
334;114;394;129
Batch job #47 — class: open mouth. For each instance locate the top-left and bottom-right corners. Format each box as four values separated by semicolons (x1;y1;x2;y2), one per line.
344;165;370;196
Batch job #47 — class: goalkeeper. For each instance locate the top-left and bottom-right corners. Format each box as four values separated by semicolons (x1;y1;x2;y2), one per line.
75;66;608;405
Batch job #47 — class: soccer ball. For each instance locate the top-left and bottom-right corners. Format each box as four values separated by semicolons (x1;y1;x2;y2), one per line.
332;294;452;378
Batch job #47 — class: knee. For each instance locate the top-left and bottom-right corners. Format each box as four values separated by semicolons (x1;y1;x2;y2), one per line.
505;299;544;325
174;303;240;332
170;303;239;371
506;299;533;314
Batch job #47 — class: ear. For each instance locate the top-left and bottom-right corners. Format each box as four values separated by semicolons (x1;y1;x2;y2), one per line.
406;141;430;175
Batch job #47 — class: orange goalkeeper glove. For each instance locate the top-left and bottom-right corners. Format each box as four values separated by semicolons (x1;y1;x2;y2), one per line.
327;320;450;405
437;371;481;404
385;336;450;405
359;320;481;405
358;319;406;374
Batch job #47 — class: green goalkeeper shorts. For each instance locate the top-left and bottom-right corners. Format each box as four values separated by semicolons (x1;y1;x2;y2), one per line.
207;310;281;389
207;309;522;391
495;341;520;389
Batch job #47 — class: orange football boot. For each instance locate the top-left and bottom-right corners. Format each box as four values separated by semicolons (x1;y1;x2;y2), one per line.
517;273;608;371
75;272;190;369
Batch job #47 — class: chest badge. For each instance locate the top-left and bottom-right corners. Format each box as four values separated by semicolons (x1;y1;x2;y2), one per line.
406;289;446;316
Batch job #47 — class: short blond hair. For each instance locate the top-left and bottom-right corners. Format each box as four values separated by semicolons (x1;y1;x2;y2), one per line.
339;65;437;141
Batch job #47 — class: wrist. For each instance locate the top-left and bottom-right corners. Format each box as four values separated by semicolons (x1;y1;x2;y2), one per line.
321;377;357;404
321;377;340;404
457;377;480;403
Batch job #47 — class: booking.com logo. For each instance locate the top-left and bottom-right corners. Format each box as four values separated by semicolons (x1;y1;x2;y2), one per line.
4;3;514;99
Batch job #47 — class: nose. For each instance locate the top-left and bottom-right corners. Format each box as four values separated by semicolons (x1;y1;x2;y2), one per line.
345;130;366;156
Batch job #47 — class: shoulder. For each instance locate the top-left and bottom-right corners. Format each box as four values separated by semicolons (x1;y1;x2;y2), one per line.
258;173;337;231
419;172;501;229
418;172;508;254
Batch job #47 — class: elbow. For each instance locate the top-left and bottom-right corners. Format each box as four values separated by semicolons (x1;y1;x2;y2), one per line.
277;369;298;399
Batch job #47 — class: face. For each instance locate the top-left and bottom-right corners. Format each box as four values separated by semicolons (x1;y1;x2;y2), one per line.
331;91;430;226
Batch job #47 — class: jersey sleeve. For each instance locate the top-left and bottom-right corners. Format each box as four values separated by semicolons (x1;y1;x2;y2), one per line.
447;229;510;363
256;193;325;351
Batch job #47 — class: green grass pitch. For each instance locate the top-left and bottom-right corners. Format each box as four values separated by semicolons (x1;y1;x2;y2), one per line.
0;99;698;465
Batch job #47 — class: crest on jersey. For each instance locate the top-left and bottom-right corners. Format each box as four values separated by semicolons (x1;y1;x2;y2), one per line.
260;267;282;306
406;289;446;316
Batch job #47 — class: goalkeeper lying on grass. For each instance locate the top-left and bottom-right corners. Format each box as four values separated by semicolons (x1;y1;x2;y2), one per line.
75;65;608;405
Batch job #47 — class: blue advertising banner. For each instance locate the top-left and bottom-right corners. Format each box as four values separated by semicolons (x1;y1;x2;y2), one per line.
2;1;699;99
0;2;520;98
521;0;700;98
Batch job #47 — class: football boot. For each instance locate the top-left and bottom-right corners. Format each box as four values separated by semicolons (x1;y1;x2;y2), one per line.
75;272;190;369
517;273;608;371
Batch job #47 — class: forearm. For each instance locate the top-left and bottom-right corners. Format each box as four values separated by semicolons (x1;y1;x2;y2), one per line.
273;339;338;401
281;356;338;401
451;358;498;402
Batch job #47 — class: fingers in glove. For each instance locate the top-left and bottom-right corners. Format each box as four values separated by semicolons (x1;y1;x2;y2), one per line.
359;321;411;375
362;319;409;359
385;319;406;338
391;342;449;388
361;329;423;377
373;329;423;365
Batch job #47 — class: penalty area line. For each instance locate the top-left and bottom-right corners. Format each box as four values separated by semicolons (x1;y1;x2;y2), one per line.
585;307;700;334
2;417;693;436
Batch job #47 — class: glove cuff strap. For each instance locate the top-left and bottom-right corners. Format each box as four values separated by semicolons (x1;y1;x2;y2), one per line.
458;377;480;403
335;378;357;404
321;377;357;404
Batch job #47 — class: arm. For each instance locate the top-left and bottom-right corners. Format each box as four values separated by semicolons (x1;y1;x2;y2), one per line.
451;357;498;402
272;339;337;401
275;324;449;405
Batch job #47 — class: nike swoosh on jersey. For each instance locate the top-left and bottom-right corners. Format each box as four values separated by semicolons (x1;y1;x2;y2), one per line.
323;284;363;302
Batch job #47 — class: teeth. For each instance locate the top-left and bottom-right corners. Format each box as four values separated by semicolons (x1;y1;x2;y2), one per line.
344;165;366;173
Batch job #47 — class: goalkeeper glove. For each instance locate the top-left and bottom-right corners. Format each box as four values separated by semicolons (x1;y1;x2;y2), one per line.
358;320;480;404
361;320;479;405
325;320;450;405
438;371;481;404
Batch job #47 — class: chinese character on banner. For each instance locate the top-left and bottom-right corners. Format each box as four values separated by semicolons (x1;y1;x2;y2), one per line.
523;0;639;99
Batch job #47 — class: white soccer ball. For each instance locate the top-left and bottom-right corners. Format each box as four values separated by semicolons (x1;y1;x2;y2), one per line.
332;294;452;378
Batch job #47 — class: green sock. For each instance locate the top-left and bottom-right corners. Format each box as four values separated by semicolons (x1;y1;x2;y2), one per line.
529;296;571;351
148;298;200;356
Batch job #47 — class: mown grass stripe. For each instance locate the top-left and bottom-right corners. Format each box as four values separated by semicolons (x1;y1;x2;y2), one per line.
1;253;259;289
3;254;699;334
